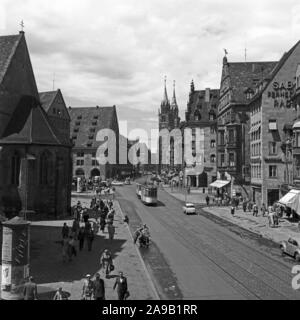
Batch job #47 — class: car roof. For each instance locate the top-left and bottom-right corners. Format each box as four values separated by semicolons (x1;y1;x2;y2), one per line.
186;203;195;206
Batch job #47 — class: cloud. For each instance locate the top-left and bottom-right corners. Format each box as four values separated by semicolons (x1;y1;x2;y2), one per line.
2;0;300;148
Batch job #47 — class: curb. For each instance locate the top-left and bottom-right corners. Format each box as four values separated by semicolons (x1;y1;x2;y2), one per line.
114;201;161;300
201;207;289;245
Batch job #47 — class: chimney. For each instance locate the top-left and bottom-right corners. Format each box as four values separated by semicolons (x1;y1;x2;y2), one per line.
205;88;210;103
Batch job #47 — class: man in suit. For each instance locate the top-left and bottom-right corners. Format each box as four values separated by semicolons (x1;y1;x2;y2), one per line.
23;276;38;300
93;273;105;300
113;272;128;300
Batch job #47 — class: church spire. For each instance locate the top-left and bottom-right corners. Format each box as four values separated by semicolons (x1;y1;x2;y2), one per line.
171;80;178;110
161;76;170;107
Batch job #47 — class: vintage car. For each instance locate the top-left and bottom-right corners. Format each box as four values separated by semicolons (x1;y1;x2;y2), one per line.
183;203;196;215
280;237;300;261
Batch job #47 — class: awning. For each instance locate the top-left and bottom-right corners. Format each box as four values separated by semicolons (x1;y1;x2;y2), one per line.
249;124;261;134
278;189;300;207
210;180;231;189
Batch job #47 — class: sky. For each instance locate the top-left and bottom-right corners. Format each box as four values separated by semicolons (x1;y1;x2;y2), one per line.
1;0;300;150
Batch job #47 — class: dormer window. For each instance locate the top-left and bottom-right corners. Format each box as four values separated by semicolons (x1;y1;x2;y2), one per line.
245;88;254;100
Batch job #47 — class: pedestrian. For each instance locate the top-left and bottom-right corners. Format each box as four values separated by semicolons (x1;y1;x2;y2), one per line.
53;287;65;300
93;273;105;300
231;206;235;216
62;223;69;239
23;276;38;300
206;195;210;206
69;236;77;259
253;204;258;217
82;275;94;300
83;209;89;223
100;249;113;278
268;206;274;227
113;272;129;300
261;203;267;217
107;210;115;225
242;200;247;213
107;223;116;242
78;227;85;251
86;229;94;252
71;219;80;240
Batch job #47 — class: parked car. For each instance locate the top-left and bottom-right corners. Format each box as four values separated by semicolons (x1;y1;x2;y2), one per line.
280;237;300;261
183;203;196;215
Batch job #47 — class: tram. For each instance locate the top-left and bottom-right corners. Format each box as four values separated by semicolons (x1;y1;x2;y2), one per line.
136;183;158;205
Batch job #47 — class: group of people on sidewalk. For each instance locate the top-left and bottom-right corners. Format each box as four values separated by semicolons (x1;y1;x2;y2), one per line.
82;271;129;301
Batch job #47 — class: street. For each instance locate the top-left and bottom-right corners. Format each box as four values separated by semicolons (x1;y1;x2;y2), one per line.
117;185;300;300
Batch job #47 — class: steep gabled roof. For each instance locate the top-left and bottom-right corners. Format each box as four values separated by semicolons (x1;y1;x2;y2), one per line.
39;91;57;112
0;34;22;84
227;61;277;104
0;95;61;145
69;106;118;149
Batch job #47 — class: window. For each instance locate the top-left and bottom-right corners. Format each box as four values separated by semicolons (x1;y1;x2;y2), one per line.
228;129;235;144
77;115;82;120
220;154;225;167
210;155;216;163
210;126;215;134
88;135;94;140
92;121;98;126
269;120;277;131
11;152;21;186
92;159;98;166
229;153;235;167
94;115;99;120
90;128;96;133
74;128;79;133
77;152;84;158
211;140;216;148
75;121;81;126
53;108;56;114
87;142;92;147
269;142;277;155
92;152;96;158
219;131;225;145
76;160;84;166
269;165;277;178
72;135;77;140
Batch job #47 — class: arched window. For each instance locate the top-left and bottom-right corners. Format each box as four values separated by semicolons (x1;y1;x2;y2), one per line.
91;168;100;177
210;154;216;163
11;152;21;186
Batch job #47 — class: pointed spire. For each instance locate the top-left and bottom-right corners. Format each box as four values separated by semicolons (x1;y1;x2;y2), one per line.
171;80;178;110
161;76;170;107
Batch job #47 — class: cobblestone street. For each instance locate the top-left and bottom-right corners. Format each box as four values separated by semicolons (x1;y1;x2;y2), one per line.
29;195;158;300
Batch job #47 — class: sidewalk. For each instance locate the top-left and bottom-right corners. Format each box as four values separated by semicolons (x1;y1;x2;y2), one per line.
202;206;300;244
164;186;300;244
163;186;207;204
29;196;158;300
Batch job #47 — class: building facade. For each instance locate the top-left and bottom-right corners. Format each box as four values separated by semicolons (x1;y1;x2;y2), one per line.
217;55;277;197
249;41;300;207
0;32;72;218
69;106;122;180
158;80;181;173
183;81;219;188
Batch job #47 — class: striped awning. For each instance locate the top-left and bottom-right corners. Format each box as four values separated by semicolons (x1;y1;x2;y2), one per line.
249;124;261;134
210;180;231;189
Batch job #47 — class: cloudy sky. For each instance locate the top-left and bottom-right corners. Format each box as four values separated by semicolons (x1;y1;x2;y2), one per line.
1;0;300;149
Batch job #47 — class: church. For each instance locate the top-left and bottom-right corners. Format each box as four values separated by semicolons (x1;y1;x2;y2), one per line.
0;31;72;219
